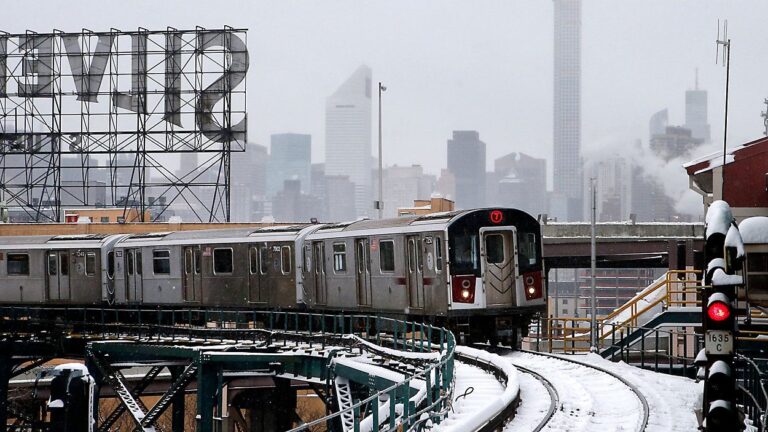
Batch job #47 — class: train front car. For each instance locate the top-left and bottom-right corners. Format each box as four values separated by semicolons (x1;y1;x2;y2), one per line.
446;208;545;345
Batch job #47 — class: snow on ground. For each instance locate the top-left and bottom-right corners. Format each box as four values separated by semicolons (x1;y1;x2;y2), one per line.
505;351;643;431
560;353;702;432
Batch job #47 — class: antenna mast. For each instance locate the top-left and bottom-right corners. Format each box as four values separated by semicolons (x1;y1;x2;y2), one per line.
716;19;731;200
762;98;768;136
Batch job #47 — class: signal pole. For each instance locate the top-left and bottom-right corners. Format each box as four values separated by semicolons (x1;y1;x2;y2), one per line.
377;82;387;219
590;177;597;352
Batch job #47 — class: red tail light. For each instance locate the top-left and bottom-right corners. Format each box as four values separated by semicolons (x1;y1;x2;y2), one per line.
452;276;475;303
523;271;543;300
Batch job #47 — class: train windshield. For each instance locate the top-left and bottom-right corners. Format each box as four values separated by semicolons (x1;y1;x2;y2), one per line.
517;230;539;273
450;231;480;276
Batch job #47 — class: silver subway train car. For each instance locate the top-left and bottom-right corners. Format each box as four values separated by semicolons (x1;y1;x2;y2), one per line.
0;208;545;343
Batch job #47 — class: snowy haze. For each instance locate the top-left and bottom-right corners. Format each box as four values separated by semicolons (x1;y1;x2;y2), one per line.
3;1;768;215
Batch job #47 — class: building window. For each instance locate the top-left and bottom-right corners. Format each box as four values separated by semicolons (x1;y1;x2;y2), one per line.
213;248;233;274
8;253;29;275
379;240;395;272
153;250;171;275
85;252;96;276
100;216;110;223
333;243;347;273
281;246;292;274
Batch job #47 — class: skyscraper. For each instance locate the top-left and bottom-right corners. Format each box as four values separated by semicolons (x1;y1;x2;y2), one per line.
553;0;582;221
267;133;312;197
325;65;373;217
447;130;486;209
685;78;710;143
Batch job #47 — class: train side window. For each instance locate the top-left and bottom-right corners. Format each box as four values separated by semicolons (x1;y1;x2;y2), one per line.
127;251;134;276
47;254;57;276
435;237;443;272
185;249;192;275
407;239;416;272
333;243;347;273
259;246;269;275
213;248;233;274
194;249;201;274
153;250;171;275
85;252;96;276
250;247;258;274
379;240;395;272
136;251;142;276
485;234;504;264
303;245;311;272
8;254;30;276
60;253;69;276
281;246;292;274
107;251;115;279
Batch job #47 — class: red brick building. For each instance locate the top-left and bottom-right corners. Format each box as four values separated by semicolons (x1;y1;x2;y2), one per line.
684;136;768;221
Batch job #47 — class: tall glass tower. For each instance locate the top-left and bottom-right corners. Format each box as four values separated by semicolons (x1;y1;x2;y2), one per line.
553;0;582;220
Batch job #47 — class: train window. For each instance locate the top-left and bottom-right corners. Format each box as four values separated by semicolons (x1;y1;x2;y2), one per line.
485;234;504;264
185;249;192;275
127;251;134;276
194;248;201;274
250;247;258;274
303;245;311;272
7;254;29;275
281;246;292;274
48;254;57;276
60;253;69;276
517;231;539;273
259;246;269;274
435;237;443;272
379;240;395;272
107;251;115;279
213;248;233;274
333;243;347;273
136;251;142;276
451;234;479;276
85;252;96;276
153;250;171;275
407;239;416;272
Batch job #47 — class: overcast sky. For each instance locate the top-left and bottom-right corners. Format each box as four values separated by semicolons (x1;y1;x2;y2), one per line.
4;1;768;194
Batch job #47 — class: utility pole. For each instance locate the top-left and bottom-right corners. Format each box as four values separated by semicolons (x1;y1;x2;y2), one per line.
590;177;597;353
716;20;731;199
377;82;386;219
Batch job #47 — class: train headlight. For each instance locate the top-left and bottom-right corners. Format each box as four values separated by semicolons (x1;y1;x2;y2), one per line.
461;289;471;299
527;286;536;295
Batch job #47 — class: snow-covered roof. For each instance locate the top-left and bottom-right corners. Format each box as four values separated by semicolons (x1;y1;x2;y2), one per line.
738;216;768;244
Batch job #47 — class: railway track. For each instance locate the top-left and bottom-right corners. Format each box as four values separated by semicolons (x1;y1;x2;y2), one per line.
510;363;559;432
475;346;650;432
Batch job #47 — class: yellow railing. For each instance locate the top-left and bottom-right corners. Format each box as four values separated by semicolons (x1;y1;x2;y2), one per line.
532;269;702;353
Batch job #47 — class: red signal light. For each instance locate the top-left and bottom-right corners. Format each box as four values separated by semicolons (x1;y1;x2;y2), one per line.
489;210;504;224
707;301;731;322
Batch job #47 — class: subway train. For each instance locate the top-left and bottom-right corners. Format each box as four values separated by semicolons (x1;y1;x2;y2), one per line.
0;208;545;343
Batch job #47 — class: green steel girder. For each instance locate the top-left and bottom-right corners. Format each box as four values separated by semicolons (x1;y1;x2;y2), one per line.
332;362;419;398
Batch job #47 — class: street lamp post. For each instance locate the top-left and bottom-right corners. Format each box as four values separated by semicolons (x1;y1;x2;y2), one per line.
590;177;598;353
377;82;386;219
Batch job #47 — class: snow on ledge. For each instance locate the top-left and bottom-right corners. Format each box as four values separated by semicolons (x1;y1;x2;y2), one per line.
739;216;768;244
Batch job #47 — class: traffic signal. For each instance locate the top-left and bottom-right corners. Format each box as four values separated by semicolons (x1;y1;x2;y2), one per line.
705;291;735;332
705;360;739;432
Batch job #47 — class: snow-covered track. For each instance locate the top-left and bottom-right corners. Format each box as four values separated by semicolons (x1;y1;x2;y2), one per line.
511;363;559;432
444;347;521;432
517;349;650;432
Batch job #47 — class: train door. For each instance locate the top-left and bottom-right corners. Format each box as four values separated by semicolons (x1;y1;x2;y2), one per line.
355;238;372;306
313;242;327;305
183;246;202;302
47;251;70;301
124;248;143;302
406;235;424;309
248;245;266;304
480;227;516;306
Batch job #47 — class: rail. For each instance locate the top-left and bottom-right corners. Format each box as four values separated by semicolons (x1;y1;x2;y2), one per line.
520;349;650;432
530;270;701;354
510;363;558;431
0;306;457;432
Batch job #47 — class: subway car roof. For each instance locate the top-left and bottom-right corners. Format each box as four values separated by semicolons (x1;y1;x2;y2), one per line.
308;209;533;239
0;233;125;250
116;225;312;246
